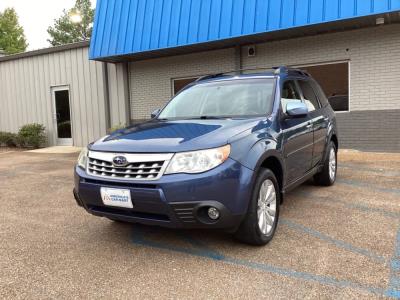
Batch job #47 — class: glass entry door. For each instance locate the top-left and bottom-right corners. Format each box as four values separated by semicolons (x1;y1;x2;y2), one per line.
52;86;73;146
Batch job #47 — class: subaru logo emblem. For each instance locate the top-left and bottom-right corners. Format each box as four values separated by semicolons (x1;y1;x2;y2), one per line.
113;155;128;167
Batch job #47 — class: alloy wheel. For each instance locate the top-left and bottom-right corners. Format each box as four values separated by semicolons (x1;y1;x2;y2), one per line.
257;179;277;235
329;148;336;181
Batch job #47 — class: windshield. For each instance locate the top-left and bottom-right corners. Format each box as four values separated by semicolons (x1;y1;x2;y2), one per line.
158;79;275;119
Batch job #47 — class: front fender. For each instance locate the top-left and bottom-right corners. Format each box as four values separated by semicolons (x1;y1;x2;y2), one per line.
235;138;284;172
238;139;286;198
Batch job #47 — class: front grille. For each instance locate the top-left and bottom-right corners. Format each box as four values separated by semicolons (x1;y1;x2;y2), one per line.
86;151;173;181
88;158;164;179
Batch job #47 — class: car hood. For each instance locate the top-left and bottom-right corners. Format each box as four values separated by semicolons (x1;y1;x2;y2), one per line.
89;118;265;153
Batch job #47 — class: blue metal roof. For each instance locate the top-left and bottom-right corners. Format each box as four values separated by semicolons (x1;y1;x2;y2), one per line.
90;0;400;60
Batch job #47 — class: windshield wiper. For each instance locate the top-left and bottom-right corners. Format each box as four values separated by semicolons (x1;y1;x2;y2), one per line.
197;116;225;119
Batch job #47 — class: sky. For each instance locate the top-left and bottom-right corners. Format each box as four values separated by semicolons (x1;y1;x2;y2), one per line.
0;0;96;50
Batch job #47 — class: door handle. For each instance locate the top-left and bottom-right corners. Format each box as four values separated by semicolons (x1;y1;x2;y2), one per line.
306;122;313;129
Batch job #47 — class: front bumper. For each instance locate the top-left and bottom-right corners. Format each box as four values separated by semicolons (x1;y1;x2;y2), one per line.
74;158;254;229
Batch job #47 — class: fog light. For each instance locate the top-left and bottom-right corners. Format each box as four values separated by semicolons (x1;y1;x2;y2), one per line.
207;207;220;220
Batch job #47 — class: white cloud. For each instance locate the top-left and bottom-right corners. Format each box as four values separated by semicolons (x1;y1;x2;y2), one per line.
0;0;96;50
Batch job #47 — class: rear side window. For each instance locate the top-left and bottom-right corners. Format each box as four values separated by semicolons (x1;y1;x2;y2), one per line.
309;80;329;107
281;81;302;113
298;80;320;112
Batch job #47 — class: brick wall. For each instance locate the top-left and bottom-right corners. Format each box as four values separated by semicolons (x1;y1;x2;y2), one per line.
129;48;236;120
128;24;400;152
241;24;400;112
336;109;400;152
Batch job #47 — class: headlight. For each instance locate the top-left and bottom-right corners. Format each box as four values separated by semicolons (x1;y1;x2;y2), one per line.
77;147;88;169
165;145;230;174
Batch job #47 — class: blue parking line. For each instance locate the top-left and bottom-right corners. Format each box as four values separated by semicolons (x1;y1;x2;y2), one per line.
339;163;400;177
176;232;225;260
280;219;387;264
386;227;400;298
336;178;400;196
296;190;400;219
131;227;386;297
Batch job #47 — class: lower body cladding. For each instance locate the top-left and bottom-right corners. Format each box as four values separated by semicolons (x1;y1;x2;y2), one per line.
74;158;254;229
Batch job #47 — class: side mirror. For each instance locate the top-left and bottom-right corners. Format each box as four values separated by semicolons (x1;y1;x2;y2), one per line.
150;108;161;119
286;102;308;118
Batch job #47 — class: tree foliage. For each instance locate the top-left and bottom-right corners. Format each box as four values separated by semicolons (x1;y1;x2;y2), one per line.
0;8;28;54
47;0;94;46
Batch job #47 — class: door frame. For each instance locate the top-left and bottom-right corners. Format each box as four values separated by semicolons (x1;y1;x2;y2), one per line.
51;85;73;146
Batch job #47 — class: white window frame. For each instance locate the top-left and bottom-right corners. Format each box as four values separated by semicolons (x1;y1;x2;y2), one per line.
50;85;74;146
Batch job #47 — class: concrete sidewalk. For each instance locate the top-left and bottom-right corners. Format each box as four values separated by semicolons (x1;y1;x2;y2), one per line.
27;146;81;154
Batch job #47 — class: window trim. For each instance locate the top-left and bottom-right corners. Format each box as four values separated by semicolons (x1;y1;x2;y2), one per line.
292;60;350;113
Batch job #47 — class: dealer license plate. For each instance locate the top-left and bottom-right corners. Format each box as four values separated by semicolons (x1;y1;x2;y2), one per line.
100;187;133;208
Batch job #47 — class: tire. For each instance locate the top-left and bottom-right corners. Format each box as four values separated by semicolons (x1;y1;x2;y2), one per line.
234;168;281;246
314;141;337;186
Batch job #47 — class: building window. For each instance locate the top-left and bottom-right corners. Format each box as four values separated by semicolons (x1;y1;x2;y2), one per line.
173;77;198;95
300;62;349;112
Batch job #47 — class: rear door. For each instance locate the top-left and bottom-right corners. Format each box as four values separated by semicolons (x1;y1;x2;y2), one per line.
297;80;328;167
281;80;314;184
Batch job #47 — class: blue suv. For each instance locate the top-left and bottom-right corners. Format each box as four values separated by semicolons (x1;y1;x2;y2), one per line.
73;67;338;245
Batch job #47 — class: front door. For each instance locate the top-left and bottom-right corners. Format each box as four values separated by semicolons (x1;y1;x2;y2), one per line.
297;79;328;167
281;80;314;184
52;86;72;146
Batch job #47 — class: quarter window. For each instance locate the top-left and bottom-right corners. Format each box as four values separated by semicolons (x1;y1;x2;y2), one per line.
298;80;320;112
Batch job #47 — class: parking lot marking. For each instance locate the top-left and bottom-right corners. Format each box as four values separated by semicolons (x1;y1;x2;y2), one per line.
281;219;387;264
386;226;400;298
297;190;400;219
131;227;386;297
339;163;400;177
336;178;400;196
176;232;225;260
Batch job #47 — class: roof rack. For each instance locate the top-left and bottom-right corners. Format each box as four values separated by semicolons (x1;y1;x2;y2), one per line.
195;66;310;83
195;73;225;82
273;66;310;77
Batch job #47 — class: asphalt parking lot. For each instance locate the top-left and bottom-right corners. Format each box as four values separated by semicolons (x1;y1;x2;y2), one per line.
1;149;399;299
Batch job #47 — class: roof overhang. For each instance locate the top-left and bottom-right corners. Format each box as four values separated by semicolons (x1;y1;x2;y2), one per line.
95;12;400;63
0;41;89;63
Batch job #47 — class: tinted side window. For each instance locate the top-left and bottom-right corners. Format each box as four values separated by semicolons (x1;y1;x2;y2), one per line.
281;81;302;113
309;80;329;107
298;80;320;112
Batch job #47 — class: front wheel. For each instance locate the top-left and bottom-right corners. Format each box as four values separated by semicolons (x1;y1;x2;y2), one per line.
314;141;337;186
234;169;280;246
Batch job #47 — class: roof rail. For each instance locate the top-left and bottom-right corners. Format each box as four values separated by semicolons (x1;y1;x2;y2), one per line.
195;66;310;83
273;66;310;77
195;73;225;82
273;66;289;74
195;67;275;83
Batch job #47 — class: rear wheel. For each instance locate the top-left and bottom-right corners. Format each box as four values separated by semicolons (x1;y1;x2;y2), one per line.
314;141;337;186
234;169;280;246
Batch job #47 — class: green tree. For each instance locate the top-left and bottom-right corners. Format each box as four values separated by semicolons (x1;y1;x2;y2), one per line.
47;0;94;46
0;8;28;54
